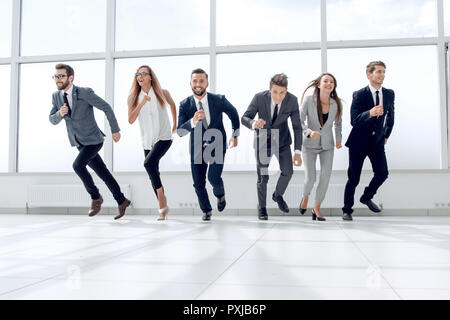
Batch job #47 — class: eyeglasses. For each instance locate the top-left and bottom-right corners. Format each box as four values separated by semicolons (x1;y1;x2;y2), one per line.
52;74;68;80
135;72;150;78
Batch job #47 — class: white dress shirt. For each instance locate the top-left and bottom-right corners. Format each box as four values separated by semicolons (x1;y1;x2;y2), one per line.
252;98;300;155
369;84;383;106
138;87;172;150
60;84;73;108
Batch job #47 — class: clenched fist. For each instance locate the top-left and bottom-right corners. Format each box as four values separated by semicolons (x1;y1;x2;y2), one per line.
59;104;69;117
112;132;121;143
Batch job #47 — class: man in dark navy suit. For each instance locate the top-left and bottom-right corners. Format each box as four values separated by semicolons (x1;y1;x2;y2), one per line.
177;68;240;221
342;61;395;221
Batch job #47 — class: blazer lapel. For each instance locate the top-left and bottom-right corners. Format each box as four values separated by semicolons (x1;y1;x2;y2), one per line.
272;94;288;127
366;86;374;109
325;99;337;128
190;95;207;129
311;96;321;127
381;87;389;106
265;92;272;125
71;85;78;115
207;94;214;128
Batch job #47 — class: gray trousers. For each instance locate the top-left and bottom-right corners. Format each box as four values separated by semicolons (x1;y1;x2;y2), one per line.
302;147;334;203
256;145;293;208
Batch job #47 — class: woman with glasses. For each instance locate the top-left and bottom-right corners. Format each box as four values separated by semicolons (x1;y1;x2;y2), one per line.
128;65;177;220
299;73;343;221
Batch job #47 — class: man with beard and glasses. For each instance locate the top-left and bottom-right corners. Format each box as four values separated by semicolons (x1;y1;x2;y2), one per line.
49;63;131;220
177;68;240;221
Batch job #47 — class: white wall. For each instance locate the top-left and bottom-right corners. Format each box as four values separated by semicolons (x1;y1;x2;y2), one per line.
0;170;449;212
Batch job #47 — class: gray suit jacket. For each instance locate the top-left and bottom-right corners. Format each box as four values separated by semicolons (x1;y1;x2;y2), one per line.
241;90;302;151
49;85;120;147
300;95;342;150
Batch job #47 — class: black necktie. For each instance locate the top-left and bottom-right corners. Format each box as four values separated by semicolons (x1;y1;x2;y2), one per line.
63;92;72;117
198;101;208;130
272;104;279;124
375;90;380;106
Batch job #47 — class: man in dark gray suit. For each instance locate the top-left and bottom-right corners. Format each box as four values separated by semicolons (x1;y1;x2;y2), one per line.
49;63;131;220
242;74;303;220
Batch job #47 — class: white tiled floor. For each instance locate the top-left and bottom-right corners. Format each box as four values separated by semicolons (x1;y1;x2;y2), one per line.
0;214;450;300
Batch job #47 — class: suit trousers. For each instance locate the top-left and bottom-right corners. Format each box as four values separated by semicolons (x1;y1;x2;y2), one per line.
191;149;226;213
302;147;334;203
256;141;293;208
144;139;172;197
73;142;126;205
343;143;389;214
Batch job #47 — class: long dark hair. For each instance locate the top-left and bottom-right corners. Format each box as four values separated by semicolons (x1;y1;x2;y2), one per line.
127;65;166;109
301;73;342;126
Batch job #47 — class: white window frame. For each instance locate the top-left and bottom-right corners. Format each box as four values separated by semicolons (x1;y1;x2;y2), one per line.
1;0;448;173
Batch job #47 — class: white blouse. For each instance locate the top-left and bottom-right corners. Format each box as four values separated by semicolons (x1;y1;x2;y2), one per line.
137;87;172;150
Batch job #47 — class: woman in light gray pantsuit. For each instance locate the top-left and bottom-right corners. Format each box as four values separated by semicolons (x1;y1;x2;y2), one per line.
299;73;343;221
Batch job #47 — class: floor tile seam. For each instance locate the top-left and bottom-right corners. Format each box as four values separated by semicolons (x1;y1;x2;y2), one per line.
2;224;209;266
0;276;61;298
193;221;278;299
334;219;403;300
0;224;212;296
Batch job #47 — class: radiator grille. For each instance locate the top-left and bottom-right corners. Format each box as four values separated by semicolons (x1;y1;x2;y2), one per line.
27;185;131;207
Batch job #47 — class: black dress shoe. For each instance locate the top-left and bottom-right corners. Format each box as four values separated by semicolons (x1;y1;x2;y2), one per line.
342;213;353;221
258;207;268;220
299;197;307;215
312;209;326;221
360;198;382;213
202;211;212;221
272;193;289;213
217;196;226;212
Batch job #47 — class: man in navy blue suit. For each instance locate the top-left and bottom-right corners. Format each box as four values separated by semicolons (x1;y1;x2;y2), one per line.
342;61;395;221
177;68;240;221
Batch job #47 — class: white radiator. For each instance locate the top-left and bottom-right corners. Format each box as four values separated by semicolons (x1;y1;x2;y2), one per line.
27;185;131;208
267;183;381;208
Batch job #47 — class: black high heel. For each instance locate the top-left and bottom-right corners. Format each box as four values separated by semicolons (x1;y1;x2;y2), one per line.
299;198;307;215
312;209;326;221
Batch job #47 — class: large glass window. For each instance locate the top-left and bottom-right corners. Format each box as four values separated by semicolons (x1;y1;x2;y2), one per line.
113;55;209;172
0;65;11;172
445;0;450;35
21;0;106;56
18;60;105;172
328;45;440;170
116;0;209;51
0;0;12;57
327;0;437;41
216;50;321;171
217;0;320;46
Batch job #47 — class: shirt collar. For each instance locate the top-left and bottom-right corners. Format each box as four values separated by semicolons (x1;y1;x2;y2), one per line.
140;86;155;96
194;92;208;106
61;84;73;96
369;84;382;94
271;98;282;108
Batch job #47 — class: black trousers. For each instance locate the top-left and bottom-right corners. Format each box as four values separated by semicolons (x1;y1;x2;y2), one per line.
73;142;126;205
144;139;172;197
191;150;225;213
342;144;389;214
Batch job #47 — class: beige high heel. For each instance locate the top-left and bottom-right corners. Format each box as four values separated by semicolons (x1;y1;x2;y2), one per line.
157;207;169;221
